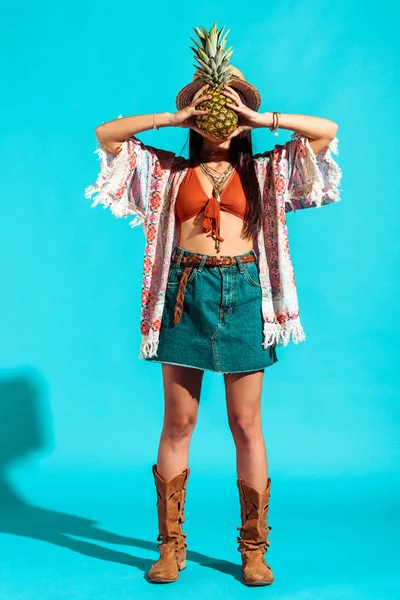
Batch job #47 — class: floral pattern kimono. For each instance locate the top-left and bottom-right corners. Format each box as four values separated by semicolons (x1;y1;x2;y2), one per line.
85;118;342;360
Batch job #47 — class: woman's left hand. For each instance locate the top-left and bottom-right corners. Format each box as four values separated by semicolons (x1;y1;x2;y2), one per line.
222;85;263;139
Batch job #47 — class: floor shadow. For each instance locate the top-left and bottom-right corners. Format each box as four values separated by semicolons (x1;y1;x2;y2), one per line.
0;368;241;581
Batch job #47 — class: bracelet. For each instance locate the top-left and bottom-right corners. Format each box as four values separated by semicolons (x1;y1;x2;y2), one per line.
269;112;281;136
153;113;159;130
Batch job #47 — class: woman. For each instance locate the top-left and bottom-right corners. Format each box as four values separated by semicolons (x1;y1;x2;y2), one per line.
86;68;341;586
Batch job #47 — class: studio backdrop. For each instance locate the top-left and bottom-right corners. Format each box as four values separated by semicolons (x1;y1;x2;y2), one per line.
0;1;398;599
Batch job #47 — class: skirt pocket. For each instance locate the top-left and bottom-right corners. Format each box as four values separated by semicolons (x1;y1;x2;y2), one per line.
167;264;198;287
241;261;262;288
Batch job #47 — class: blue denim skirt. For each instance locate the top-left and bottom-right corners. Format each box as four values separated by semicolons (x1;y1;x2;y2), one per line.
145;246;278;374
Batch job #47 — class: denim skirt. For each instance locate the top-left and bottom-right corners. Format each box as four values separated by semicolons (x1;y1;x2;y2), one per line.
145;246;278;374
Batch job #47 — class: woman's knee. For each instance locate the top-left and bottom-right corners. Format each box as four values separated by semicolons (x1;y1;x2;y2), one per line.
228;413;263;445
163;414;197;442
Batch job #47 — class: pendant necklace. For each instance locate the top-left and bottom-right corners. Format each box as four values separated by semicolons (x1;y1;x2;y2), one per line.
199;161;236;252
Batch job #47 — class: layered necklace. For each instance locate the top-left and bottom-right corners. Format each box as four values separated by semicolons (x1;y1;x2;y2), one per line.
198;159;236;252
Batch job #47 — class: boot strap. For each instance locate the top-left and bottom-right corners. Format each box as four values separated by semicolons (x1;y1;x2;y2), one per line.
237;524;272;553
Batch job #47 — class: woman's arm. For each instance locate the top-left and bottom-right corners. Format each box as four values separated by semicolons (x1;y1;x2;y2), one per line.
257;112;338;155
95;112;175;155
222;85;338;154
95;84;213;155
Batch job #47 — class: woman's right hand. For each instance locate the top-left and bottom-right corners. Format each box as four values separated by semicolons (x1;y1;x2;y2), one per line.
171;84;211;135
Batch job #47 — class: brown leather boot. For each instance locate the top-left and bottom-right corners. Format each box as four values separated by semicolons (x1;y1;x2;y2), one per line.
147;463;190;583
236;476;274;586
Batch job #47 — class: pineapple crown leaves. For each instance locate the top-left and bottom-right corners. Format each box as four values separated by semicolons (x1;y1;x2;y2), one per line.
190;21;234;87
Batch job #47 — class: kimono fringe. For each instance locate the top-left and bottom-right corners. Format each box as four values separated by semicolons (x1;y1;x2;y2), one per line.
290;134;342;208
262;317;306;348
138;330;161;359
84;139;145;229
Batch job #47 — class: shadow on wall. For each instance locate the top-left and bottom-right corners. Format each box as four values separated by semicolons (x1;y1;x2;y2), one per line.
0;368;53;507
0;368;240;580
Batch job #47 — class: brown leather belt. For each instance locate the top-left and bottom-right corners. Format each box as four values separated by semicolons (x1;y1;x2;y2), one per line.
171;251;256;325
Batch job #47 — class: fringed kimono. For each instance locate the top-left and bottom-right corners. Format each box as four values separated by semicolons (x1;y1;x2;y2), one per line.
85;120;342;359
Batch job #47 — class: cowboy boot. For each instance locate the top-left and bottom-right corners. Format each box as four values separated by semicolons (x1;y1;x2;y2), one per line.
147;463;190;583
236;476;274;586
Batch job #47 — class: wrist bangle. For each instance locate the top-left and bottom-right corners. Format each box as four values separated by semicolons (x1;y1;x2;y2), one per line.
269;112;281;136
153;113;159;130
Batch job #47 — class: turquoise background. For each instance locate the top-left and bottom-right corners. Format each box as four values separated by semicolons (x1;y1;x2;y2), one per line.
1;0;399;598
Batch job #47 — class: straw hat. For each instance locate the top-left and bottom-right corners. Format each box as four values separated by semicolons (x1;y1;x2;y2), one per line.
175;65;262;112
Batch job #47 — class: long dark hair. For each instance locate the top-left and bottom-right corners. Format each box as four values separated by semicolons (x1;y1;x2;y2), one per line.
187;127;263;241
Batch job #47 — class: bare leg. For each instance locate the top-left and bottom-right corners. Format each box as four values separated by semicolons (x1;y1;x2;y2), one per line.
224;369;268;492
156;364;204;481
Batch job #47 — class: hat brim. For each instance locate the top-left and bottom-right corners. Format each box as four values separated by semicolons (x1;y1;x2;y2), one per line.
175;77;261;112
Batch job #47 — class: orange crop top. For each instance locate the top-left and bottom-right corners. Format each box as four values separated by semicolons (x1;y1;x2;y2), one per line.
175;166;247;244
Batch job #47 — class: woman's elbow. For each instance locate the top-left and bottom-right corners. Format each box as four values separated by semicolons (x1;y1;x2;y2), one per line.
95;123;107;142
329;121;339;139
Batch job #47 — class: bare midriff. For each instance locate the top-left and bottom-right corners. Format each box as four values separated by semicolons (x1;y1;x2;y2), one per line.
176;164;254;257
177;212;253;256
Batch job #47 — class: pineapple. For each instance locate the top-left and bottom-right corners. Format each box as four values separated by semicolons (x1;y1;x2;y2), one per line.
190;22;238;140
